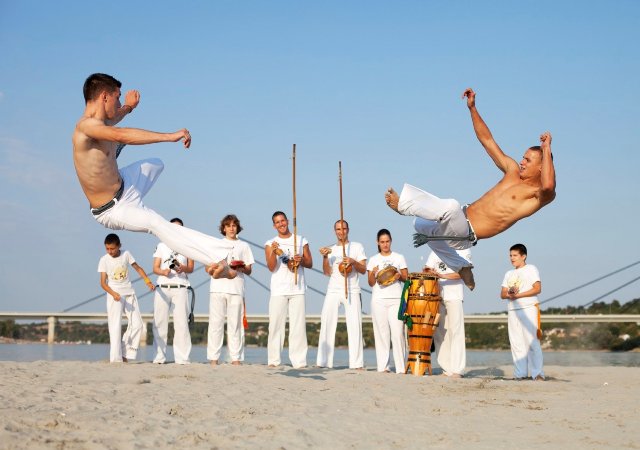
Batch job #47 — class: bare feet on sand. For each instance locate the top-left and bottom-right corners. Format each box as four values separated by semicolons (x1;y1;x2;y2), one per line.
206;261;237;279
458;266;475;291
209;360;218;367
385;187;401;214
231;361;242;366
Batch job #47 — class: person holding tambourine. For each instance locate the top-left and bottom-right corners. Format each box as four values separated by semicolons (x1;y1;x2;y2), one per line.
366;229;409;373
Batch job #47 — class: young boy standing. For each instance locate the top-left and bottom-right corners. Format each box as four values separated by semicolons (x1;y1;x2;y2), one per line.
98;233;155;363
500;243;545;380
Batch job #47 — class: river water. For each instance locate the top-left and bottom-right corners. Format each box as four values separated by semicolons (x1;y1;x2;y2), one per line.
0;343;638;367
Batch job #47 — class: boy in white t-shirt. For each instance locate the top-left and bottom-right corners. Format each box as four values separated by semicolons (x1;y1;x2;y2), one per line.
208;214;255;366
500;243;545;380
98;233;155;363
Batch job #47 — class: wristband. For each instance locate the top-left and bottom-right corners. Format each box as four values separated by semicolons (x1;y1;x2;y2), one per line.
143;277;151;283
123;104;133;114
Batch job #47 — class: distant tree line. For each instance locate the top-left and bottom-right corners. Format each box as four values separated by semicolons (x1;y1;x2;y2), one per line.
1;298;638;351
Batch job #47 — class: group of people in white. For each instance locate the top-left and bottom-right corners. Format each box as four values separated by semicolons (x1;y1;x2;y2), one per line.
98;212;544;380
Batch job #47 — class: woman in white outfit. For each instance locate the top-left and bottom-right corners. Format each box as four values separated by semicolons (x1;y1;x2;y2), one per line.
366;229;408;373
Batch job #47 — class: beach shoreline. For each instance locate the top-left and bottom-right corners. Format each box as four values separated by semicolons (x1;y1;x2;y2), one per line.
1;361;638;449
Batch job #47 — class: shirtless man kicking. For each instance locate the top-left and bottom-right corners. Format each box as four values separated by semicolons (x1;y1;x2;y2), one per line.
72;73;235;279
385;88;556;290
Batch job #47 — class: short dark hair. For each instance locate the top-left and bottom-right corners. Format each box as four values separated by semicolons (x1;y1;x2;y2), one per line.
528;145;553;161
510;243;528;256
170;217;184;226
104;233;121;246
83;73;121;103
272;211;287;223
376;228;392;252
219;214;243;236
334;219;349;229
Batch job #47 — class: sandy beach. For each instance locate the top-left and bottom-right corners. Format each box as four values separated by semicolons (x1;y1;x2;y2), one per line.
0;361;638;449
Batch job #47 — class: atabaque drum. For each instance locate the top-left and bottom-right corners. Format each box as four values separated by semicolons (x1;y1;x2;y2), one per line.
376;266;398;286
405;272;441;376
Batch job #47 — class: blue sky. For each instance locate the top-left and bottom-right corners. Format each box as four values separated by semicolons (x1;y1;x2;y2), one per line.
1;0;639;316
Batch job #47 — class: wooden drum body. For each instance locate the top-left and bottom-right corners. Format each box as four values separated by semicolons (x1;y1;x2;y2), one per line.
405;273;441;376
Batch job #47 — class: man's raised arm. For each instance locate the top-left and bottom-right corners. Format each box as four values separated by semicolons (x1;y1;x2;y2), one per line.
463;88;517;173
106;90;140;126
539;131;556;203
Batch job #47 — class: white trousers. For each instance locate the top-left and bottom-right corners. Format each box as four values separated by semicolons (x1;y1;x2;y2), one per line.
371;297;406;373
208;293;245;362
433;297;466;375
106;293;143;363
508;304;544;379
398;183;473;272
316;292;364;369
94;159;232;265
152;286;192;364
268;294;308;368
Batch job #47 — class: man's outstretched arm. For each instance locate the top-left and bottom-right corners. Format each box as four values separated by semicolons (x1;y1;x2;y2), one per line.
463;88;517;173
539;131;556;202
79;118;191;148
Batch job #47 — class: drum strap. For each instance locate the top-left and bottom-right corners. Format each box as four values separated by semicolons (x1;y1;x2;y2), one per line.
397;280;413;329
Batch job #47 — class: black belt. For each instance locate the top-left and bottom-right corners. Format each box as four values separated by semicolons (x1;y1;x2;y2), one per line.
91;180;124;216
158;284;189;289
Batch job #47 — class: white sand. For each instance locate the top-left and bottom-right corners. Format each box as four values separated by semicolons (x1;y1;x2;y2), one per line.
0;362;638;449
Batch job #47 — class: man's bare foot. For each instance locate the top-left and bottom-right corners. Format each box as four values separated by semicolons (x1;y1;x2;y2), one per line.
385;187;401;214
209;261;238;280
268;364;278;368
534;375;545;381
231;361;242;366
458;266;475;291
448;373;463;379
209;360;218;367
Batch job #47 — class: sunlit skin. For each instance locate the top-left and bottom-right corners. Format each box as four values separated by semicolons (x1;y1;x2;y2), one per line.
500;250;541;301
265;213;312;273
367;234;408;287
384;88;556;291
319;220;366;276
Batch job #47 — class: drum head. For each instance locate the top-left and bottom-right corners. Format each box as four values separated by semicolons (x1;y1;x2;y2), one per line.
376;266;398;286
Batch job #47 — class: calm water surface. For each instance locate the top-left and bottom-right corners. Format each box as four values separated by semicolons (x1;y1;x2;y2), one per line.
0;344;638;367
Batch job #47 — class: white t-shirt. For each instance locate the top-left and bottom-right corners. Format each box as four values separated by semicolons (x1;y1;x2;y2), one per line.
425;250;470;301
501;264;541;310
265;235;308;296
153;242;190;286
97;250;136;295
326;242;367;294
210;238;255;296
367;252;408;299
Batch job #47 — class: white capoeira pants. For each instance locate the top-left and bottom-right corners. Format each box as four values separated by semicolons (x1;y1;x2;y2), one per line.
433;297;466;376
207;293;245;362
106;293;143;363
316;292;364;369
398;183;473;272
371;297;406;373
508;304;544;379
152;286;192;364
93;159;233;265
268;294;308;368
